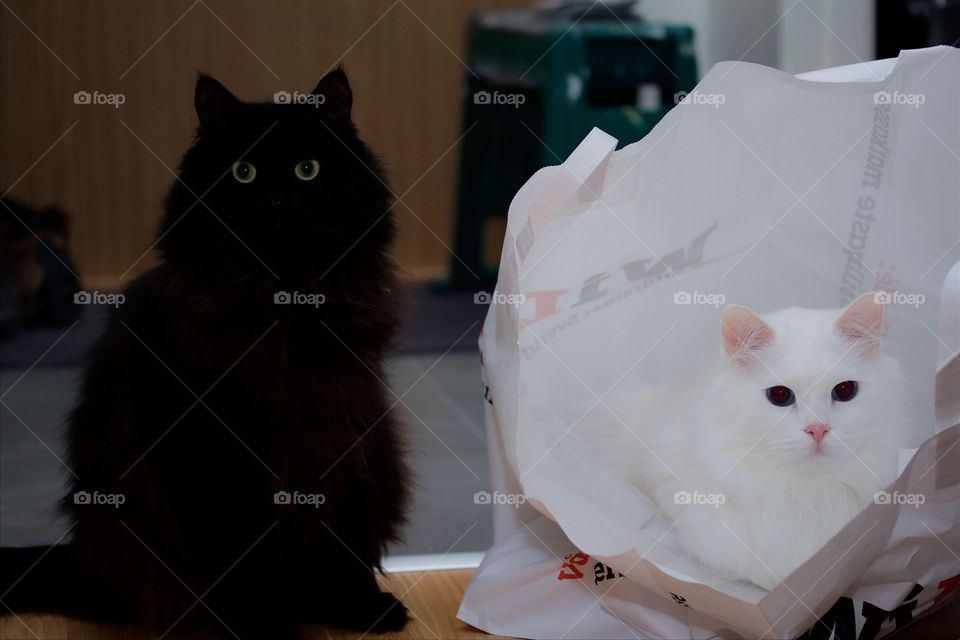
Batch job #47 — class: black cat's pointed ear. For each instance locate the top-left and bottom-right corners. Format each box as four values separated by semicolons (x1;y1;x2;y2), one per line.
195;74;240;126
312;67;352;120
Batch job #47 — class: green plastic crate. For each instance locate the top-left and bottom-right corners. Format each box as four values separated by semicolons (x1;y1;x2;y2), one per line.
440;6;697;288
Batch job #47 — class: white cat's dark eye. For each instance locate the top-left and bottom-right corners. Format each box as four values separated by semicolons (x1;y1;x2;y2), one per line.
231;161;256;184
295;159;320;181
832;380;858;402
765;385;795;407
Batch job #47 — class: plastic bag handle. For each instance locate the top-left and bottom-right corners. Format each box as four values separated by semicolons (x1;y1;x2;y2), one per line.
515;128;619;262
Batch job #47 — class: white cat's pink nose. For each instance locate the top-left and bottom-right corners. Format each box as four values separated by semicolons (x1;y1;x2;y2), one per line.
804;423;830;444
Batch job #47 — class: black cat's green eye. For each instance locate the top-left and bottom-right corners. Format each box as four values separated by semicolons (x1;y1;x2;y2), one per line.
232;161;256;184
295;159;320;181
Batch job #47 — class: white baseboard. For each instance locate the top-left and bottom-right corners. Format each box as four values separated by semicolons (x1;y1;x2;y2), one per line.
382;551;486;573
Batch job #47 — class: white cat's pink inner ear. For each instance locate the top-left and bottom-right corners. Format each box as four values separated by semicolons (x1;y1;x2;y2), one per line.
835;292;886;345
721;305;774;361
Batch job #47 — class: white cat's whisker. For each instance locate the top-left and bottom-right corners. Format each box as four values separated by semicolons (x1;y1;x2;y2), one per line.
795;403;883;482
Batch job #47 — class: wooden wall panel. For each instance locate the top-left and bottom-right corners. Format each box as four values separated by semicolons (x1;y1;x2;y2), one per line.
0;0;529;288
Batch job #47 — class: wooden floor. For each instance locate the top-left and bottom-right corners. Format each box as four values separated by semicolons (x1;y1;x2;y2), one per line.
0;569;500;640
1;569;957;639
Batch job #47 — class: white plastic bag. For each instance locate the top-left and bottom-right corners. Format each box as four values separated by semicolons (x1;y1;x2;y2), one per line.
459;47;960;639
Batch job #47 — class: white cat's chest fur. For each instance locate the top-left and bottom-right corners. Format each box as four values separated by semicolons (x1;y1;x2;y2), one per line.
645;449;887;589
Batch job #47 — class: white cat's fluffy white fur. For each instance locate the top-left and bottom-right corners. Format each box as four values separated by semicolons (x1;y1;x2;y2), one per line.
579;293;910;589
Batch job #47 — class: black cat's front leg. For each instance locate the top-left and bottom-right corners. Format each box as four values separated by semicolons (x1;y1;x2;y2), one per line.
325;565;408;634
287;556;409;632
281;523;408;633
201;557;300;640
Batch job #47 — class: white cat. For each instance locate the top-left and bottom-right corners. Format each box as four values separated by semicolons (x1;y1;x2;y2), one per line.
579;293;910;590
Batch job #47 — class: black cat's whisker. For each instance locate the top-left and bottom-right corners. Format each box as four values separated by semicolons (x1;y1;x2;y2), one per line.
305;220;342;235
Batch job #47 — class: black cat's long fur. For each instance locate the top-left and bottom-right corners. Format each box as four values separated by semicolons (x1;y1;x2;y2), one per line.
1;69;410;638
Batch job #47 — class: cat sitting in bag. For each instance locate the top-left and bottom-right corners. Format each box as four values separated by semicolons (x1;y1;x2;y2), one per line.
579;293;915;589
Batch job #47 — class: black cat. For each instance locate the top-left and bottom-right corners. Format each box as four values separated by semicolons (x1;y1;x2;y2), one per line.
1;69;410;639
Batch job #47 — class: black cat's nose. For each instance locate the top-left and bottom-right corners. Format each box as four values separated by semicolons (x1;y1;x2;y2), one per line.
269;196;283;208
